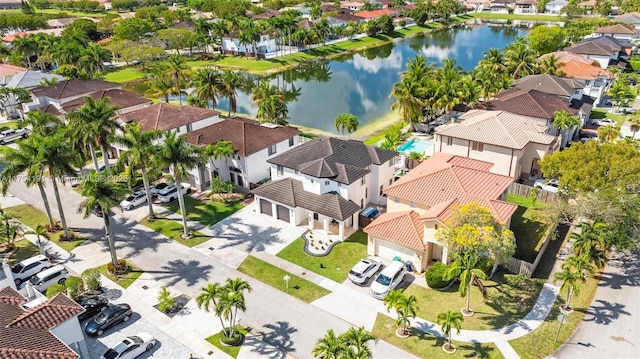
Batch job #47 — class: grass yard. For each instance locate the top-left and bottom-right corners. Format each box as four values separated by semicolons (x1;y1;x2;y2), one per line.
7;239;41;265
140;216;210;247
0;121;22;131
166;196;244;227
205;327;249;358
276;230;368;283
373;314;505;359
507;194;553;263
95;262;144;289
104;67;147;83
4;204;85;252
590;108;629;127
509;275;600;359
405;271;545;331
237;255;331;303
470;12;565;22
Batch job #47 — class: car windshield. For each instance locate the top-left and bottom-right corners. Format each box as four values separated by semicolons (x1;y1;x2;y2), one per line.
125;195;135;201
102;349;119;359
376;274;391;286
128;335;143;345
94;312;109;324
349;270;362;278
11;263;23;273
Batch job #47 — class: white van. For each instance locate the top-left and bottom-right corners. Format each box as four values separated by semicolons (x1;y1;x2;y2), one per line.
369;261;407;299
11;255;52;286
27;265;69;293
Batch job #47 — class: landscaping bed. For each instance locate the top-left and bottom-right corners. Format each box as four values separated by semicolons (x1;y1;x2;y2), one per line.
95;262;143;289
205;326;249;358
140;216;210;247
4;239;40;265
153;294;191;318
166;196;244;227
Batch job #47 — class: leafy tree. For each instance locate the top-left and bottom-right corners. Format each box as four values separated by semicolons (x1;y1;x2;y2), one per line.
436;310;463;351
81;268;102;291
334;113;359;137
112;17;154;41
445;251;488;315
526;25;565;55
46;283;66;298
157;28;197;55
157;286;177;313
111;0;139;11
596;124;620;143
65;18;99;41
376;15;394;35
65;276;84;300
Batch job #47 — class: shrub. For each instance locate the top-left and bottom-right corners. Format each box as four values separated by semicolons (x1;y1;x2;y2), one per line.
81;268;102;291
46;284;66;298
477;256;495;277
65;276;84;300
157;286;176;313
107;259;128;273
425;262;452;289
219;328;243;346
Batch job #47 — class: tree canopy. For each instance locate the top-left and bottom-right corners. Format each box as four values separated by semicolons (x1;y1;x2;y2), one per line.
526;25;565;55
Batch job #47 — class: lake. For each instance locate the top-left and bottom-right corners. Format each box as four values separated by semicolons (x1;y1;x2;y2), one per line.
210;24;525;134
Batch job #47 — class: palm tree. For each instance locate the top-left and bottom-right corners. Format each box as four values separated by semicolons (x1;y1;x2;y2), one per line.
22;109;61;136
146;72;175;104
553;110;581;146
436;310;464;352
251;80;290;124
0;209;22;251
339;327;378;359
12;35;36;68
334;113;359;137
79;170;127;269
564;254;595;280
570;220;608;268
203;140;235;182
77;43;110;78
505;39;538;79
223;277;252;337
219;69;242;116
389;78;424;125
312;329;343;359
67;97;118;171
445;251;487;315
164;54;191;106
114;122;163;219
26;224;50;255
539;55;565;76
629;110;640;140
478;48;506;75
196;282;227;332
157;131;202;238
553;259;587;309
210;20;229;54
597;125;620;143
383;289;418;336
193;67;223;110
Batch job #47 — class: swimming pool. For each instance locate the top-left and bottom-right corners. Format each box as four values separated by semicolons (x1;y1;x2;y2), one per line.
397;138;433;156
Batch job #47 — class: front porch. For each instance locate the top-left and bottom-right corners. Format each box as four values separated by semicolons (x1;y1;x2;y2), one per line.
300;217;358;244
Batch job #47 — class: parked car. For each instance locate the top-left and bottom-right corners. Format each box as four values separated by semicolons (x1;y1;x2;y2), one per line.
26;264;68;292
591;118;616;127
150;182;170;196
76;294;109;321
100;332;156;359
348;257;383;285
11;254;52;286
157;183;192;203
120;191;148;210
85;303;133;337
369;261;407;299
533;178;559;193
0;128;30;144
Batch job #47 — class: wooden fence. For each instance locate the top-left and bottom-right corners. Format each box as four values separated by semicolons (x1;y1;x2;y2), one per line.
508;182;557;203
503;223;557;277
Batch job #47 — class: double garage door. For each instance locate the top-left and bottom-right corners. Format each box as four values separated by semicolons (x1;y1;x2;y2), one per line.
376;239;415;262
259;199;290;223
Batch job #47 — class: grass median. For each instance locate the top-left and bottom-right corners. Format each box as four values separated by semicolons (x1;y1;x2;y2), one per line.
166;196;244;227
140;215;210;247
95;262;144;289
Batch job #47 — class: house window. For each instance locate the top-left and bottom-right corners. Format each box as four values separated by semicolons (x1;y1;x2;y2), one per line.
324;180;330;185
472;142;484;152
389;158;394;167
277;165;283;175
446;137;452;146
379;185;383;196
365;188;368;198
389;179;393;185
361;176;366;185
186;123;193;132
435;224;439;230
338;183;341;187
360;199;364;208
237;155;240;160
311;179;314;184
289;137;295;146
176;127;181;133
394;197;399;203
268;145;276;155
410;201;416;208
237;176;244;187
294;170;299;174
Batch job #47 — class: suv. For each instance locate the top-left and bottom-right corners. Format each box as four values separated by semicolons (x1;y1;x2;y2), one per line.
0;128;30;144
369;261;407;299
157;183;191;203
120;191;148;210
534;178;559;193
27;265;69;292
11;255;52;286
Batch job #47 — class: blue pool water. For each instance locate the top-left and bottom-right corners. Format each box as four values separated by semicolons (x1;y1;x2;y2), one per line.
397;139;433;156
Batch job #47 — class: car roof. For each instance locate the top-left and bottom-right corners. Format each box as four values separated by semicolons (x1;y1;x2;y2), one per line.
35;264;66;277
352;258;377;273
18;254;48;266
0;129;14;134
379;260;404;276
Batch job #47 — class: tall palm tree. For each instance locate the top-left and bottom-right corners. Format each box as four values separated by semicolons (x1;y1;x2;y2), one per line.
436;310;464;351
193;67;223;110
553;259;587;309
478;48;506;75
203;140;235;181
597;125;620;143
445;251;487;315
434;58;463;121
21;109;61;136
571;220;608;268
12;35;36;68
26;224;50;255
210;20;229;54
251;80;290;124
334;113;359;137
340;327;378;359
114;123;163;219
157;131;202;238
553;110;581;146
79;170;127;269
312;329;343;359
164;54;191;106
539;54;565;76
389;78;424;125
219;69;242;116
77;42;111;78
67;97;118;171
196;282;227;332
223;277;252;337
505;39;538;79
394;293;418;336
146;72;175;104
629;110;640;140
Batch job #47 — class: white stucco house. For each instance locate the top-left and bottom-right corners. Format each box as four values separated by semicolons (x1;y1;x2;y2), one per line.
544;0;567;14
593;24;640;42
564;36;630;69
221;32;277;58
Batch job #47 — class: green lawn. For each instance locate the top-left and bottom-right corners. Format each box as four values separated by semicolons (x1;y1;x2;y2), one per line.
95;262;143;289
507;194;552;263
276;230;368;283
373;314;504;359
205;327;248;358
0;121;22;131
7;239;41;265
4;204;85;252
405;271;545;331
590;109;629;127
104;67;147;83
509;274;600;359
237;255;331;303
470;12;565;22
166;196;244;227
139;216;210;247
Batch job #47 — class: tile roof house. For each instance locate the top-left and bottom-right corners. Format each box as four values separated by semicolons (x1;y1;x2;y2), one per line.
364;152;517;272
252;137;398;240
220;31;277;59
593;23;640;41
514;0;537;14
0;286;88;359
354;8;397;20
0;70;63;120
60;89;151;115
434;110;557;179
555;60;613;104
544;0;567;13
614;12;640;29
564;36;630;69
0;64;26;78
25;79;121;113
184;117;301;191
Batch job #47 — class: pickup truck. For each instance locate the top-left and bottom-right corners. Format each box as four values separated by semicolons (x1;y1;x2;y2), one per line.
0;128;30;144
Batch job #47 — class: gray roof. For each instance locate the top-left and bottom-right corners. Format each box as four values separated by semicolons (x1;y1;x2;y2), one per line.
565;36;628;57
546;0;567;5
1;71;64;89
514;74;583;97
615;12;640;24
267;137;397;185
252;178;361;221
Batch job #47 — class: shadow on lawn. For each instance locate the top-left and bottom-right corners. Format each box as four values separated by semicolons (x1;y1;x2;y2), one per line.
458;341;497;359
243;321;297;359
144;259;213;288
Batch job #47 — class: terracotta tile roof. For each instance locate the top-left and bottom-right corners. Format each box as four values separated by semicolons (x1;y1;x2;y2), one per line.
577;0;595;6
513;74;583;97
252;177;361;220
559;60;613;80
539;51;596;65
253;9;281;19
354;8;396;18
364;211;426;250
118;103;219;132
489;89;579;119
31;79;120;101
61;89;150;113
0;288;82;359
595;23;640;35
0;64;26;78
435;110;556;149
341;1;364;7
184;117;300;156
420;198;517;223
268;137;397;185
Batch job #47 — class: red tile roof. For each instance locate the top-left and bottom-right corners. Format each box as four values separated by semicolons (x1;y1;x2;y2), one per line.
364;211;426;250
354;8;396;18
0;64;26;77
118;103;219;132
559;60;612;80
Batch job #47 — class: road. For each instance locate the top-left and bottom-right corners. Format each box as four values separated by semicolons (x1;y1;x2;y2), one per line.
554;251;640;359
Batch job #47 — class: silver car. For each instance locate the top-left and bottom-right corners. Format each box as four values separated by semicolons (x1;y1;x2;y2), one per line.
369;261;407;299
120;191;148;210
348;257;383;285
100;332;156;359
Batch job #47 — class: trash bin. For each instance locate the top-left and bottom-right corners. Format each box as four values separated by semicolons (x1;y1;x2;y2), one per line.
393;256;402;262
405;261;413;272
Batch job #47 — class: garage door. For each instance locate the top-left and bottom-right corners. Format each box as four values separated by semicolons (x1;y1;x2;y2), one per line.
260;199;272;216
376;239;415;262
276;205;290;223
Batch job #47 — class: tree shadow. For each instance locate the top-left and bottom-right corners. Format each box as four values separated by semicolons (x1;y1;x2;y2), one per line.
458;341;497;359
579;299;631;325
206;219;288;254
243;321;297;359
595;251;640;289
143;259;214;287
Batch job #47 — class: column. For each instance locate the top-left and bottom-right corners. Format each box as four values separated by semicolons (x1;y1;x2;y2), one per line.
271;202;277;220
323;218;329;233
442;246;449;265
308;212;314;230
352;214;359;230
339;222;344;240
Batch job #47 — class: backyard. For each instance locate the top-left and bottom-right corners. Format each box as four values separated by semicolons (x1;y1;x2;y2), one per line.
166;196;244;227
507;194;553;263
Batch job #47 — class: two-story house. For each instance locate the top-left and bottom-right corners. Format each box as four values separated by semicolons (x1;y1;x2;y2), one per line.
252;137;397;240
564;36;631;69
184;117;301;191
221;31;277;58
557;60;612;104
514;0;538;14
0;69;63;120
341;1;364;11
544;0;567;13
434;110;557;179
24;79;121;114
364;152;517;272
593;24;640;42
60;89;151;115
614;12;640;29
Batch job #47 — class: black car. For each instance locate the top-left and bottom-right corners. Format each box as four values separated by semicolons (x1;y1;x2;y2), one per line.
84;303;132;337
76;295;109;321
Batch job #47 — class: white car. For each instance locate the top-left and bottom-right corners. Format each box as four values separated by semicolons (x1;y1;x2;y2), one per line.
11;254;52;286
157;183;192;203
149;182;170;196
120;191;148;210
369;261;407;299
591;118;616;127
533;179;559;193
26;265;68;293
100;332;156;359
348;257;383;285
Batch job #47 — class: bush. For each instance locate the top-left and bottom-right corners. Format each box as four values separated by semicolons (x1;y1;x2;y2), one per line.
477;256;495;277
46;284;66;298
425;262;452;289
219;328;244;346
157;286;176;313
81;268;102;291
65;276;84;300
107;259;128;273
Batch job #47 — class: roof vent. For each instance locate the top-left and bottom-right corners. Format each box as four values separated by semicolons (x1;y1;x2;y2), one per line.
260;123;279;129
